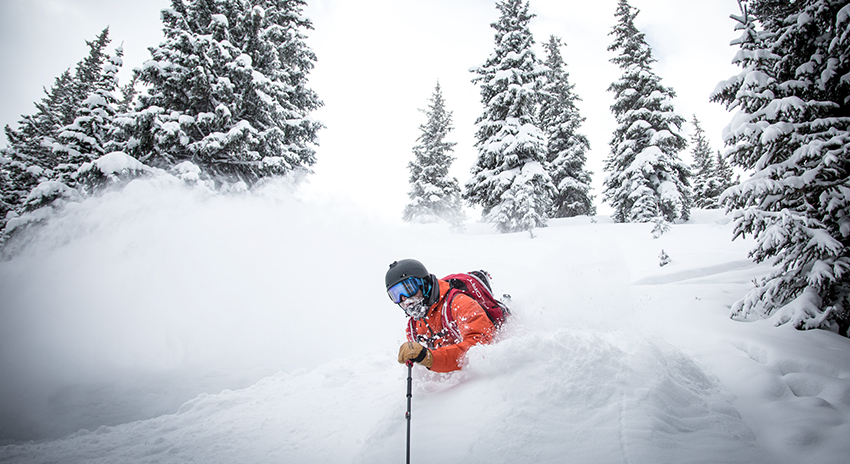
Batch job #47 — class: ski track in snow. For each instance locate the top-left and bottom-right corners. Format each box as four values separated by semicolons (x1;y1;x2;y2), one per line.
1;184;850;463
631;259;757;285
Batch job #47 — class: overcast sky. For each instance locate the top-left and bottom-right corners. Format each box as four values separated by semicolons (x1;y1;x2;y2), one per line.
0;0;741;219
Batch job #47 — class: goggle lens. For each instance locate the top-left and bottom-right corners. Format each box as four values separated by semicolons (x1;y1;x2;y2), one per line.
387;277;422;304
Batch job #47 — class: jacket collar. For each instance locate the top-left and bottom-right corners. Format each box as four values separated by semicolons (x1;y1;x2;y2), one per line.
425;279;450;318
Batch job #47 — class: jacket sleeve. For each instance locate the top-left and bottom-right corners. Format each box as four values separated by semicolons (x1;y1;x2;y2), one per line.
429;294;495;372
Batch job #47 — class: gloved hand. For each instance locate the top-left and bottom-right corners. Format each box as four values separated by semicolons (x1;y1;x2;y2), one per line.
398;341;433;369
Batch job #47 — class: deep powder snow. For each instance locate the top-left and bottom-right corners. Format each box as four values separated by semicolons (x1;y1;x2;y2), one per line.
1;176;849;463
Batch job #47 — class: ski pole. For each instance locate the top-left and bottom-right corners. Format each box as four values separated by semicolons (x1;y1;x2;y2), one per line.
405;360;413;464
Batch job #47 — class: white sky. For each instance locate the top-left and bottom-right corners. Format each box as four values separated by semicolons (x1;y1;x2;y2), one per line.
0;0;740;219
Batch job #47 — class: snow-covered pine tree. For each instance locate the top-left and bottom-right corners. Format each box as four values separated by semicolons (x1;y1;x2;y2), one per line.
52;46;125;190
466;0;554;234
0;155;13;224
0;28;113;233
603;0;691;223
3;28;112;174
69;28;114;105
403;81;465;230
658;249;670;266
131;0;323;185
117;74;139;114
711;0;850;335
689;115;725;209
3;72;73;176
109;73;140;160
539;35;595;218
714;149;736;192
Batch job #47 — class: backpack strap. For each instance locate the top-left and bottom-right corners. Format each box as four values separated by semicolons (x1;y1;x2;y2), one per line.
440;289;463;344
406;317;416;342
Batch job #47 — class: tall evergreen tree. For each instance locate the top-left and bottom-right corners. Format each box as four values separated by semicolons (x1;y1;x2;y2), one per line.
68;28;114;112
603;0;691;223
539;35;595;218
3;28;111;172
4;71;73;173
466;0;554;235
689;115;725;209
403;82;464;229
711;0;850;335
52;46;125;188
117;74;139;114
131;0;323;185
1;28;113;232
714;149;736;193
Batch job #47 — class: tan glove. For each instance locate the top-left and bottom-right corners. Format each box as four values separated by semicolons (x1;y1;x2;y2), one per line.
398;341;433;369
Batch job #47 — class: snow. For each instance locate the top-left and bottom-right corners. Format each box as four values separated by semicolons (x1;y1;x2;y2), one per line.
235;53;252;68
23;181;75;203
170;161;203;185
210;14;228;28
81;94;108;108
493;69;515;82
91;151;148;175
627;146;662;174
1;177;850;463
251;70;270;85
25;165;44;177
159;121;181;134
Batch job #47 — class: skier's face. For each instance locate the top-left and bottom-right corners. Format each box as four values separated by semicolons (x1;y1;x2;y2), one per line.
399;290;427;319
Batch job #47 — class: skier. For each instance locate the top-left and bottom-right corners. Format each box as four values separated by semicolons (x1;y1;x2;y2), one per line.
386;259;496;372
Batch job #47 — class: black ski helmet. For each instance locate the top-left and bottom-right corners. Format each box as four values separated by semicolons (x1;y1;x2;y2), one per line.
386;259;439;305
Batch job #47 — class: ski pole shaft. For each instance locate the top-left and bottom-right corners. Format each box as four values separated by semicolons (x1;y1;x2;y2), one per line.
406;360;413;464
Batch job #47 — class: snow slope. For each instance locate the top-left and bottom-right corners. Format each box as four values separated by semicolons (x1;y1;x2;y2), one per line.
1;176;850;463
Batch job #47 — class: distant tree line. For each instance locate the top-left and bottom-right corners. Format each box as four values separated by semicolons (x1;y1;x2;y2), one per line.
404;0;597;235
405;0;735;235
403;0;850;336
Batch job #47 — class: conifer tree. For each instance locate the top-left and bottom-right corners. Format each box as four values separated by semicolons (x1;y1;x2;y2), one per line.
603;0;691;223
0;165;11;224
714;149;736;193
1;28;113;232
711;0;850;335
52;47;124;188
466;0;554;235
131;0;323;185
4;71;73;173
689;115;725;209
403;82;464;230
1;71;71;235
3;28;111;173
539;35;595;218
68;28;113;112
118;74;139;114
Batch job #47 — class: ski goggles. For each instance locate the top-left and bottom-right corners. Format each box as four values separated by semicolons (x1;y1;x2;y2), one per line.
387;277;423;304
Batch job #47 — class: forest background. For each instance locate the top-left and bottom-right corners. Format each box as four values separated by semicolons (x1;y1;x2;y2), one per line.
0;0;739;219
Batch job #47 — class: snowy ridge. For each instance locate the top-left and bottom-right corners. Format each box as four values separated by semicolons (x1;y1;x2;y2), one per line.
1;176;850;463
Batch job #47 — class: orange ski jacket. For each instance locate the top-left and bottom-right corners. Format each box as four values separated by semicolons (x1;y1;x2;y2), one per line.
405;279;496;372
